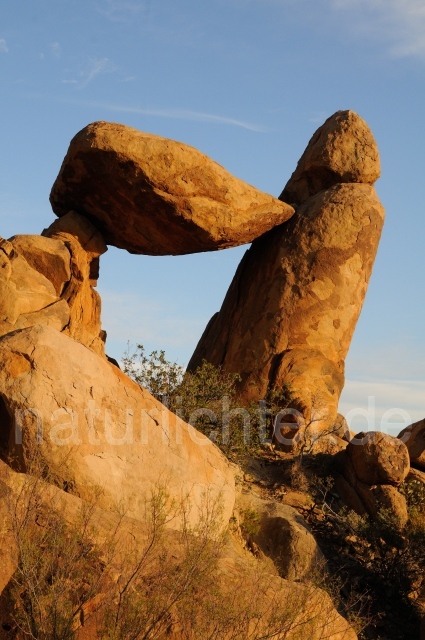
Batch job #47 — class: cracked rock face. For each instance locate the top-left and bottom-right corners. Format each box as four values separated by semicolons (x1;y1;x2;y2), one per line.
49;121;295;256
188;111;384;429
0;324;235;529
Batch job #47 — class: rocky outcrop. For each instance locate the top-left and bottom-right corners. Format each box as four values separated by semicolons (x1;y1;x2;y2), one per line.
188;111;384;430
0;236;70;339
42;212;107;357
334;432;409;526
0;460;356;640
9;234;71;295
50;121;295;256
281;110;380;206
399;418;425;470
0;324;235;530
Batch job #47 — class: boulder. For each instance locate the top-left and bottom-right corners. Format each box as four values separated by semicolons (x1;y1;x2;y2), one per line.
9;234;71;295
189;181;385;429
399;418;425;470
370;484;408;527
42;212;107;357
346;432;410;486
0;324;235;530
0;237;70;339
237;489;323;581
280;110;380;206
49;121;295;256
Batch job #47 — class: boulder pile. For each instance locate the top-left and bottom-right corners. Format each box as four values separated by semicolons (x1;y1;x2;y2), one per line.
334;431;410;526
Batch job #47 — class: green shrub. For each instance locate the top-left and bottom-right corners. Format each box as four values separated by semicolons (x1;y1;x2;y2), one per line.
123;344;292;460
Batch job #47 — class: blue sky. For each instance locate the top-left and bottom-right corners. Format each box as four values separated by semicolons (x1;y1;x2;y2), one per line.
1;0;424;432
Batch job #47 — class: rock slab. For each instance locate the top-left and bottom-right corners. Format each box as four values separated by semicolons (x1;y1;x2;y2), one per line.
0;325;235;529
50;121;295;256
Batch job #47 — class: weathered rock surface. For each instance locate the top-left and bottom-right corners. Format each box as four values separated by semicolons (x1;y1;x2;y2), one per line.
347;431;410;486
0;324;235;529
334;433;409;524
237;489;323;580
399;418;425;470
50;121;295;256
0;237;70;339
9;234;71;295
189;182;385;428
42;212;107;357
280;110;380;206
0;461;356;640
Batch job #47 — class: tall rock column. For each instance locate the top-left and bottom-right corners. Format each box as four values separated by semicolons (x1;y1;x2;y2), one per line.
188;111;384;430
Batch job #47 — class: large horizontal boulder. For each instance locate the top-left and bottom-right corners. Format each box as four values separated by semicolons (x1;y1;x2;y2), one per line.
280;110;381;206
189;182;385;428
0;325;235;530
49;121;295;256
399;419;425;470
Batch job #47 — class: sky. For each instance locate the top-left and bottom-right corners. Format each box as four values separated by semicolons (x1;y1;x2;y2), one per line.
0;0;424;434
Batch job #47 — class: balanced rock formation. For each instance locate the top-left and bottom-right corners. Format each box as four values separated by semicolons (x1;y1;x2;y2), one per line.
49;121;295;256
188;111;384;431
42;211;107;357
334;432;409;526
0;324;235;529
399;418;425;470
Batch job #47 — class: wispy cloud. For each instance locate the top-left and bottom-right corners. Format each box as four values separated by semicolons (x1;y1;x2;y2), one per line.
0;38;8;53
97;0;148;22
57;98;267;132
50;41;61;58
329;0;425;58
79;57;115;89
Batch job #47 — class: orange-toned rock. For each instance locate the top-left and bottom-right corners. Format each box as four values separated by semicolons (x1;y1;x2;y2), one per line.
42;212;107;357
10;234;71;295
0;324;235;530
280;110;380;206
189;182;385;428
0;237;70;339
49;121;294;256
346;432;410;486
399;418;425;470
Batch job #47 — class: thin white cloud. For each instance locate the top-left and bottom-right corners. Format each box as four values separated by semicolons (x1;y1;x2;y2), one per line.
60;98;267;132
79;57;115;89
50;42;61;58
329;0;425;58
0;38;8;53
97;0;146;22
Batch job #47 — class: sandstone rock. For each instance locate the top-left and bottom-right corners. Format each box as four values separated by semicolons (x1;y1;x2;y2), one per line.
370;484;408;527
189;182;385;429
346;432;410;486
9;234;71;295
0;237;70;339
399;418;425;470
49;121;295;256
406;466;425;487
0;461;356;640
237;489;323;581
42;212;107;357
280;110;380;206
0;324;235;530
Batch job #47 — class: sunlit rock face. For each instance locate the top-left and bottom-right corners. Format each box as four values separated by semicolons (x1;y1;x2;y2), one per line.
188;111;384;431
49;121;294;256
